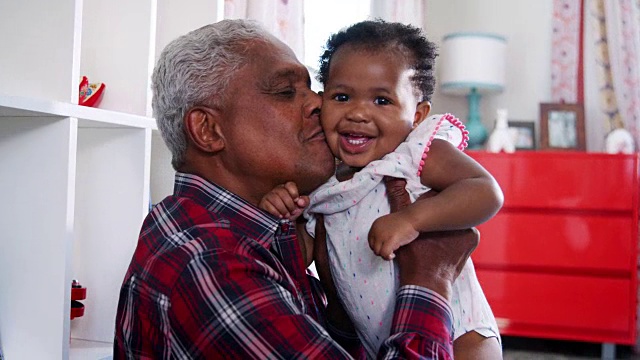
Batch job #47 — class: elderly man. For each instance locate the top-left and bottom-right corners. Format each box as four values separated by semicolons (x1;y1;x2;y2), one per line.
114;19;483;359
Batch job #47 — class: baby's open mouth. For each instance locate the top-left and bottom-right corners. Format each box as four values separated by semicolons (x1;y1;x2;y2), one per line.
339;133;374;154
342;133;373;145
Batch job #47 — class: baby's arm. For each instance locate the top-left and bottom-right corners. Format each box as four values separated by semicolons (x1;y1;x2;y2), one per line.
369;139;503;260
259;182;309;221
259;182;314;266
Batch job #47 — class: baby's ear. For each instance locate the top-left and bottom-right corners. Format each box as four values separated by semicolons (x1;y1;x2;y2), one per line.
413;101;431;127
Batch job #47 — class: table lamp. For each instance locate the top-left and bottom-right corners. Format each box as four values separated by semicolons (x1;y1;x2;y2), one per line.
440;32;507;148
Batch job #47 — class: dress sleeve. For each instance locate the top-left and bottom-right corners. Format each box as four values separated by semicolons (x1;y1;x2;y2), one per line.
409;113;469;177
305;213;317;238
431;113;469;150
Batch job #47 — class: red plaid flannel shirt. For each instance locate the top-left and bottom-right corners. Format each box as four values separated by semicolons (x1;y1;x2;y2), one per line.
114;173;454;359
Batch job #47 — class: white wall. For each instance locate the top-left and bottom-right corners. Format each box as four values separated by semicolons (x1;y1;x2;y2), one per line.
425;0;553;140
150;0;221;204
155;0;220;61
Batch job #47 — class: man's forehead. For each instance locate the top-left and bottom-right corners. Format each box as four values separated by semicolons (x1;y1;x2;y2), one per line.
247;39;305;70
233;38;308;90
267;66;308;82
255;57;309;86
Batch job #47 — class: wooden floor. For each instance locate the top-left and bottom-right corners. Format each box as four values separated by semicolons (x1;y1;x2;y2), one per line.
502;336;640;360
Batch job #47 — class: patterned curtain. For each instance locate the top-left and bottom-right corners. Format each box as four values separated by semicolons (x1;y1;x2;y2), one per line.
598;0;640;143
551;0;583;103
224;0;304;61
552;0;640;151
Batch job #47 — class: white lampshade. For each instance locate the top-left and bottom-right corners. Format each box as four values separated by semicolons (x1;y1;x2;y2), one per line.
440;32;507;95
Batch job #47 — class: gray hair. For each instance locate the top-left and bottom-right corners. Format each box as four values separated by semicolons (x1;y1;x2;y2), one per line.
152;19;272;169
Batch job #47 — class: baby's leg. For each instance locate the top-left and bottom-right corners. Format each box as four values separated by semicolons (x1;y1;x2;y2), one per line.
451;258;502;359
454;331;501;360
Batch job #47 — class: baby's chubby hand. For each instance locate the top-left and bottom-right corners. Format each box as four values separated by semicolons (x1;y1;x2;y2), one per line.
259;181;309;221
368;212;419;260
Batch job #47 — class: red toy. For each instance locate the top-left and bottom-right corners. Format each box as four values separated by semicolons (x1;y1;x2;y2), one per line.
70;279;86;320
79;76;105;107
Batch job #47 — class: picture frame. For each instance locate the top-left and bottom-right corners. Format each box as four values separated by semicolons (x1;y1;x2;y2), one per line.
539;103;585;151
507;121;536;150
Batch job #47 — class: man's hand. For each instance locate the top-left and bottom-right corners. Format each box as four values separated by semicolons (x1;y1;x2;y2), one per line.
383;177;479;300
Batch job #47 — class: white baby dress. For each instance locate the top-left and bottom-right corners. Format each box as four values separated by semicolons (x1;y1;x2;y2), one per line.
306;114;500;357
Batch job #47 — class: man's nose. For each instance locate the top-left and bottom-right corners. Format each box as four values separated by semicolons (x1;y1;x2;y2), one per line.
304;90;322;120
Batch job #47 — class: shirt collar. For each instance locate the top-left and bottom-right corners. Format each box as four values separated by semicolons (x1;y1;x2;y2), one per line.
173;172;281;247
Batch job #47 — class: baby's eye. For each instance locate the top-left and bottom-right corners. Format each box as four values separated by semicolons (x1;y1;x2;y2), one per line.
333;93;349;102
373;97;391;105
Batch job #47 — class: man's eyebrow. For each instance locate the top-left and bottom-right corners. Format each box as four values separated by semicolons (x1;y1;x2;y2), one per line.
272;68;299;79
258;67;311;91
266;68;308;84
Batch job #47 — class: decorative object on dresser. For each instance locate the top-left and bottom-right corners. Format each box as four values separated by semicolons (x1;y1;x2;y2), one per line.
468;151;639;360
539;103;585;151
439;32;507;149
507;120;536;150
605;128;636;154
486;108;515;153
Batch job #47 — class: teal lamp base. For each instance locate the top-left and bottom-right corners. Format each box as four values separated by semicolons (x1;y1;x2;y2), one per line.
465;88;488;149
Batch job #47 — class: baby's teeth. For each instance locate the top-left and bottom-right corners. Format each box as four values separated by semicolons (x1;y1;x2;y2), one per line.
347;138;367;145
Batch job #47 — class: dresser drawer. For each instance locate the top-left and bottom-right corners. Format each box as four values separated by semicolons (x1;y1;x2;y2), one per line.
477;270;633;340
474;212;634;271
467;152;639;345
469;152;638;211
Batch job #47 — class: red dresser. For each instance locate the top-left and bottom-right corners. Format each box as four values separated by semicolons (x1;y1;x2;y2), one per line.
468;151;639;348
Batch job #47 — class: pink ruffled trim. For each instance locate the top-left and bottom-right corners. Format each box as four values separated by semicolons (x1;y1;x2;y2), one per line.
416;113;469;177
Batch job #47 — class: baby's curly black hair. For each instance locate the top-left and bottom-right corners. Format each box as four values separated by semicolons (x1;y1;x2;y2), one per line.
318;19;438;103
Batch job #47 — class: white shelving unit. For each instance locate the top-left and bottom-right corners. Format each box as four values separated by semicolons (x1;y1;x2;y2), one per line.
0;0;219;359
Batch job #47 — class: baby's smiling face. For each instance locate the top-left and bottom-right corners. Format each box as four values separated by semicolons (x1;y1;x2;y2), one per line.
320;45;429;168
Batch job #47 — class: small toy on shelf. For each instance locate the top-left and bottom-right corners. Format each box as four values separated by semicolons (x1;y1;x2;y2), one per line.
70;279;87;320
78;75;106;107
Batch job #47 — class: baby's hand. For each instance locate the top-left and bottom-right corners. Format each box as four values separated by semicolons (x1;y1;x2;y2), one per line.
368;212;419;260
259;182;309;221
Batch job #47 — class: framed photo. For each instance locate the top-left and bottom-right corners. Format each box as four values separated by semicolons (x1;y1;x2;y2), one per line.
508;121;536;150
539;103;585;151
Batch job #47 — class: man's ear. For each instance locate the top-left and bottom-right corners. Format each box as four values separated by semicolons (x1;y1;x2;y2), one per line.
184;107;225;153
413;101;432;128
